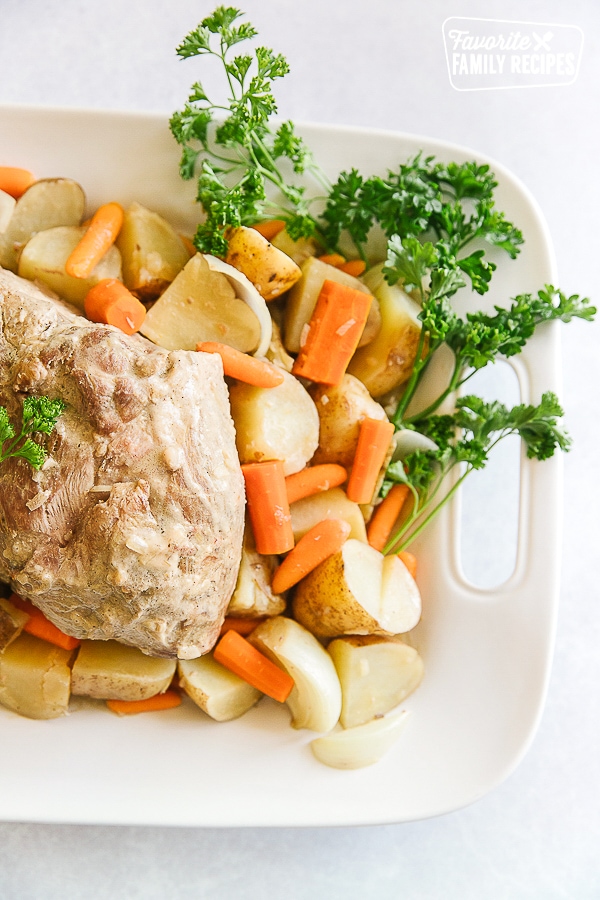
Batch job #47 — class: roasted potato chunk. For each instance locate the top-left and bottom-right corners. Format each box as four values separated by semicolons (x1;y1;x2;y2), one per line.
310;374;388;468
140;253;262;352
229;368;319;475
178;654;262;722
328;635;424;728
225;226;302;300
227;524;286;619
18;225;122;306
116;201;191;298
0;178;85;271
0;632;72;719
290;487;367;543
293;539;422;638
347;279;422;397
71;640;176;701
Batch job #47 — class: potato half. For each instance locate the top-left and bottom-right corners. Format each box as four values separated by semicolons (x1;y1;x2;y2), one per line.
249;616;342;732
348;279;422;397
311;710;410;769
0;178;85;271
178;654;262;721
116;201;190;298
226;524;286;619
290;487;367;543
225;226;302;301
139;253;265;354
328;635;424;728
229;368;320;476
292;539;422;638
0;632;72;719
71;640;176;701
18;225;122;306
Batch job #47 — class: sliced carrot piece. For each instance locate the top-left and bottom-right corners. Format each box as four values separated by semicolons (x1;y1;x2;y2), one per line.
0;167;35;199
251;219;286;241
219;617;265;637
242;461;295;555
284;463;348;505
346;417;395;504
338;259;366;277
367;484;410;551
317;253;346;267
9;593;80;651
213;629;294;702
398;550;418;579
106;690;182;715
179;233;197;256
65;202;124;279
271;518;351;594
291;280;372;386
196;341;284;388
84;278;146;335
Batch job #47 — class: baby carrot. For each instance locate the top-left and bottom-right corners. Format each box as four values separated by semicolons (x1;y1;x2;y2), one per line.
0;166;35;198
338;259;366;277
106;690;182;715
251;219;286;241
317;253;346;267
196;341;284;388
241;461;295;555
271;518;351;594
367;484;410;552
219;616;265;637
213;629;294;702
84;279;146;335
284;463;347;505
292;280;372;386
398;550;418;579
9;594;80;651
346;417;395;504
65;202;124;279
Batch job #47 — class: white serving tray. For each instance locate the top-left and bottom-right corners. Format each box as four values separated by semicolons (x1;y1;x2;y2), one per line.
0;105;560;827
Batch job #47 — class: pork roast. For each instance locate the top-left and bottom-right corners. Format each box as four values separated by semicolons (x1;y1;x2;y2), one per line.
0;267;245;658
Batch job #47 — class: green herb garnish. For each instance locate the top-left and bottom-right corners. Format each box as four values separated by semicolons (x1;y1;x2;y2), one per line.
171;8;596;553
0;397;66;471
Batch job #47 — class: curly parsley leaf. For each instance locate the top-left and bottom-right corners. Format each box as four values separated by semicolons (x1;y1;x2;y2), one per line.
0;397;66;472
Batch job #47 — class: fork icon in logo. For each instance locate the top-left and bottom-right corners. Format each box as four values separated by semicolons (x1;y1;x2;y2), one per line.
533;31;553;51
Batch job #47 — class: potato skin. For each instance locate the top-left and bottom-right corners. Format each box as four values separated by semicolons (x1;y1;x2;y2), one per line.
310;374;388;469
0;632;71;719
348;280;422;397
225;226;302;301
292;548;380;638
116;201;190;298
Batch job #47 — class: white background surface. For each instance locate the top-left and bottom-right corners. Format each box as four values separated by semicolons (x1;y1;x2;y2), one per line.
0;0;598;897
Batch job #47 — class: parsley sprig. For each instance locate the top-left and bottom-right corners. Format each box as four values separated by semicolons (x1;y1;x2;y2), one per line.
383;287;595;551
171;8;595;556
169;6;325;254
0;397;66;471
382;392;572;553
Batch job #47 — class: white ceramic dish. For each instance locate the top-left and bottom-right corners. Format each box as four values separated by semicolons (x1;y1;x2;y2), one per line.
0;105;560;827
